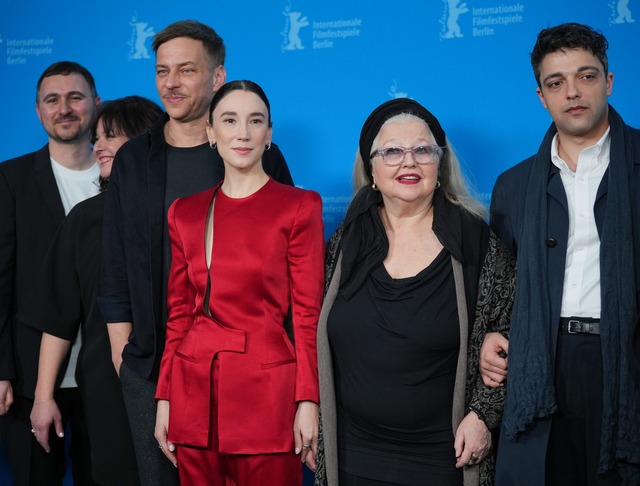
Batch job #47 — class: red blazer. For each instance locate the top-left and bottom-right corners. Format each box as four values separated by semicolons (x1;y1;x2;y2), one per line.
156;179;323;453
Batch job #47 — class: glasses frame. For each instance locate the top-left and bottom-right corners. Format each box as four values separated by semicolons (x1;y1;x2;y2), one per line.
369;145;443;167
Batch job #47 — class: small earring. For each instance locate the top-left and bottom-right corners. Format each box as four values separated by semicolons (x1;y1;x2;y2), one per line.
372;182;378;191
265;143;271;151
210;142;217;149
435;180;441;189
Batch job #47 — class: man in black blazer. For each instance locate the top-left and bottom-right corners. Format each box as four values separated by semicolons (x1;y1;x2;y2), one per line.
0;61;101;485
99;20;294;486
480;23;640;485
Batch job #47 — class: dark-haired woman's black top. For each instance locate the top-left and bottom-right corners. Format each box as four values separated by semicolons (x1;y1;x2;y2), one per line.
20;192;139;486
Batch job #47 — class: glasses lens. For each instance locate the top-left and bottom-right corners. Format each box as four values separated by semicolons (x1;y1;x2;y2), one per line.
412;146;436;164
376;146;441;165
382;147;404;165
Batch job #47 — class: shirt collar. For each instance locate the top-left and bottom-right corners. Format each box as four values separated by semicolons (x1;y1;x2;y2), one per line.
551;127;611;174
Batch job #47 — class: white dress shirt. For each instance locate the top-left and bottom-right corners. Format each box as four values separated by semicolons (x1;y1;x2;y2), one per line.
551;128;610;319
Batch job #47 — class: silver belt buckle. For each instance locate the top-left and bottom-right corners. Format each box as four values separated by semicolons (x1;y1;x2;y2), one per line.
567;319;580;334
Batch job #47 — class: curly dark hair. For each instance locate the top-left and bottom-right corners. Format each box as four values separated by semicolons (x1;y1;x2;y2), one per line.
530;22;609;87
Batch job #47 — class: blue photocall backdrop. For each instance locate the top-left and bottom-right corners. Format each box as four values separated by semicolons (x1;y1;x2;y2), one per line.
1;0;639;237
0;0;638;483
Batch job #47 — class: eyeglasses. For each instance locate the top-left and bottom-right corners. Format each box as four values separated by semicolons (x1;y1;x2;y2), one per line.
369;145;443;166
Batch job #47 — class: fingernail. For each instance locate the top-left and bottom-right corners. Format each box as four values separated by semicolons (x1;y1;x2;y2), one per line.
58;432;64;437
295;447;301;454
168;444;175;452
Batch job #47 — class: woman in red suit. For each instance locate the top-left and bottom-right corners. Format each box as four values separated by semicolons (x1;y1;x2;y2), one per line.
154;80;324;485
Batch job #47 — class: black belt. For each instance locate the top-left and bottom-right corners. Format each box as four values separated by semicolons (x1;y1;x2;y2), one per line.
559;317;600;335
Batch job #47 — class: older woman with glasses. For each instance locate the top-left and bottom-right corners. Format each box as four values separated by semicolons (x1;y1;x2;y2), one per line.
315;98;516;486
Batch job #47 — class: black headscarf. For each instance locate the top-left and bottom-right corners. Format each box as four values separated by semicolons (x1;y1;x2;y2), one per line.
358;98;447;184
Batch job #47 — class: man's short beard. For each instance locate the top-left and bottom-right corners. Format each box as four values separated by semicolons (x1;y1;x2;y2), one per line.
47;126;90;144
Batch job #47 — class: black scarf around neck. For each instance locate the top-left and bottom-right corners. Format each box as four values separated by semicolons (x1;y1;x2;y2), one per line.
338;186;465;300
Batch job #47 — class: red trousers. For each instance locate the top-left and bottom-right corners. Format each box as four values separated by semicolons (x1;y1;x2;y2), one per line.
177;446;302;486
175;360;303;486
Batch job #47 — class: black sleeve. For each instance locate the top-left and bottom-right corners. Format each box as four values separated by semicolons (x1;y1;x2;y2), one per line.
489;173;517;254
19;210;83;341
98;150;133;324
0;167;16;379
634;314;640;373
262;142;294;186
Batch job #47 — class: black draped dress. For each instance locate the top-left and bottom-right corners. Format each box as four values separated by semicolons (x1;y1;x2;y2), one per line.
328;249;463;485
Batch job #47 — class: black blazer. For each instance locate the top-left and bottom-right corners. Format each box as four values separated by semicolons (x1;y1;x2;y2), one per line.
0;145;66;397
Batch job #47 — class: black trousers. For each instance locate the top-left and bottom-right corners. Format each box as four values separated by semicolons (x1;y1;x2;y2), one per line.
119;361;178;486
0;387;97;486
546;332;621;486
